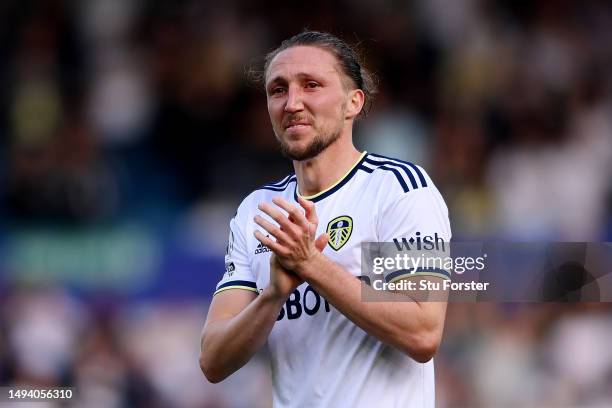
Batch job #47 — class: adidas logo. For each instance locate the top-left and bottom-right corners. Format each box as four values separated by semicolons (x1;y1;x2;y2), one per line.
255;236;272;254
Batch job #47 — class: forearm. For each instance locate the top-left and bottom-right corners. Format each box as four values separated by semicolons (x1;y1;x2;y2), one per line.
253;195;447;362
200;288;284;382
296;254;446;362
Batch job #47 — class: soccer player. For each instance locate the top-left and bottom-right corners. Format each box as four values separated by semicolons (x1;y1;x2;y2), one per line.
199;31;451;407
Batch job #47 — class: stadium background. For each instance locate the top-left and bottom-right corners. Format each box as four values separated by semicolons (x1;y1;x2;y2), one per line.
1;0;611;406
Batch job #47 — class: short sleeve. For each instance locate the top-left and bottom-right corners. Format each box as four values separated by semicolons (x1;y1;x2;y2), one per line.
378;182;452;283
214;210;258;296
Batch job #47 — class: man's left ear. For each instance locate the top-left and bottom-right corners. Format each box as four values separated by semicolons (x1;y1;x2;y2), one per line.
345;89;365;119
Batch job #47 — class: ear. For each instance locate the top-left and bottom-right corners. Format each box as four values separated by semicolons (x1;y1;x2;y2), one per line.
345;89;365;120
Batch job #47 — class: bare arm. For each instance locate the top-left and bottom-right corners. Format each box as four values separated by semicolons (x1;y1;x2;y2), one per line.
200;236;328;383
295;254;447;363
199;286;283;383
254;196;447;363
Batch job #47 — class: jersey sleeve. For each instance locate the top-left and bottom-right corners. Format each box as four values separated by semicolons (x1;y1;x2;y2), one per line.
214;207;258;296
377;179;452;283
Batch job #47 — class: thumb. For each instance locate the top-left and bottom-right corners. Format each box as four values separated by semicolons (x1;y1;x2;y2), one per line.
314;233;329;252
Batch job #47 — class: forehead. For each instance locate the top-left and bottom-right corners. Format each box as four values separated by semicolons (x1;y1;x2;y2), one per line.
265;45;342;83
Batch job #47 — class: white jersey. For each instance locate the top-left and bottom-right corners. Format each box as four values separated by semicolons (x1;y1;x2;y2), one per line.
215;152;451;408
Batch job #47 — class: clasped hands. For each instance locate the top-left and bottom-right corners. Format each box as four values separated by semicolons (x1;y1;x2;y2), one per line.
254;196;329;296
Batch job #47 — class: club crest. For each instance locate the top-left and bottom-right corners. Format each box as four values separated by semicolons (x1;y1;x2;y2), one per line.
326;215;353;251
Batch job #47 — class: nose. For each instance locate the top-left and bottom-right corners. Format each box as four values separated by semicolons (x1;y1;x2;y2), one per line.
284;86;304;113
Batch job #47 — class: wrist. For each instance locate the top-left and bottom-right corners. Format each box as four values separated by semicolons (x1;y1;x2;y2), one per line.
295;251;325;279
261;285;291;306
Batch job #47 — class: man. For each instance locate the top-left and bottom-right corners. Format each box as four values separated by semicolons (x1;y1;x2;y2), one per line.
200;31;451;407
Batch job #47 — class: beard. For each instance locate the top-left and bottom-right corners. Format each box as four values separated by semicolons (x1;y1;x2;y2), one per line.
276;125;342;161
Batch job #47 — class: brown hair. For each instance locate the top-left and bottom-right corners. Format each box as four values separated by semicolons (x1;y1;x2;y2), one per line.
252;30;378;118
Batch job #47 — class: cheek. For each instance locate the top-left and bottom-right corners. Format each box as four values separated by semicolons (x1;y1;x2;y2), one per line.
267;102;283;122
319;97;346;121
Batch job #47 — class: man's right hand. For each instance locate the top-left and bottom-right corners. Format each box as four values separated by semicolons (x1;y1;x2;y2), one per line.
268;254;304;299
201;232;327;383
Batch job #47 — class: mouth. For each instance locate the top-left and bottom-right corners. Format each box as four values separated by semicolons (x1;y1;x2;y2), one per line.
283;114;312;128
285;123;311;131
284;119;312;131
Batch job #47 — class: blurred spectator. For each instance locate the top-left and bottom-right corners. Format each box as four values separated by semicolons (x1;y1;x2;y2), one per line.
1;1;612;407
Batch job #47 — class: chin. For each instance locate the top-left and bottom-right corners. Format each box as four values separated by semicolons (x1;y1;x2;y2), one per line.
276;126;338;161
283;146;311;160
279;134;311;151
283;127;314;142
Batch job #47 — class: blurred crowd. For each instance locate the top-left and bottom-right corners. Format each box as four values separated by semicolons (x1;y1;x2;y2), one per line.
1;289;611;407
1;0;612;407
0;287;273;407
1;0;611;238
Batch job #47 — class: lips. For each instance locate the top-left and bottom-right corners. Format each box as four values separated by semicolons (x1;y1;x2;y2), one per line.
285;121;311;130
283;115;312;130
285;124;311;132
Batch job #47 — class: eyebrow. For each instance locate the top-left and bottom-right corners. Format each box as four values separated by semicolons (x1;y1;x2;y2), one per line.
266;76;287;87
266;72;329;87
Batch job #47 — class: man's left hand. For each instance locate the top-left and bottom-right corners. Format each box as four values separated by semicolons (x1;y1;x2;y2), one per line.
254;196;328;273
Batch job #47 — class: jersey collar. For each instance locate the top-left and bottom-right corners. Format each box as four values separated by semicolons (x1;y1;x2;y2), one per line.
293;151;368;203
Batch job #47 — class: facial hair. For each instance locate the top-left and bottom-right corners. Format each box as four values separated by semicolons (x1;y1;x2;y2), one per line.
278;128;342;161
276;105;345;161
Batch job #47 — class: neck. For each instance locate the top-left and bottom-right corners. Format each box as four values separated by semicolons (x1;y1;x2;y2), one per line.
293;135;362;197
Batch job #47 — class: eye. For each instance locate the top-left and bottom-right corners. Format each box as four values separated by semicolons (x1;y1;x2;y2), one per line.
269;87;286;96
305;81;320;89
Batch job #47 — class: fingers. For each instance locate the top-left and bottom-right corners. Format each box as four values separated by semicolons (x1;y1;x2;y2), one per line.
258;202;301;236
297;196;319;240
314;233;329;252
297;195;318;224
271;197;308;229
254;230;290;257
254;215;292;245
256;197;322;259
